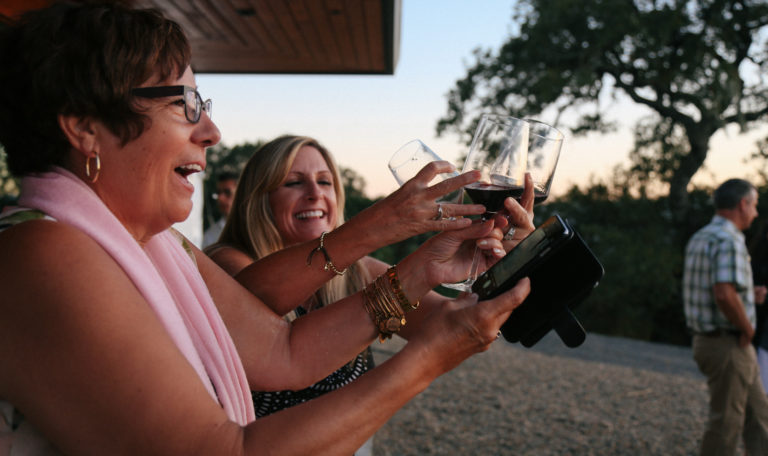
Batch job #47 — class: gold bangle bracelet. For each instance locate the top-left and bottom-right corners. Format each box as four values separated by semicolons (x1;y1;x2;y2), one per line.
374;276;404;320
362;275;406;342
386;266;419;312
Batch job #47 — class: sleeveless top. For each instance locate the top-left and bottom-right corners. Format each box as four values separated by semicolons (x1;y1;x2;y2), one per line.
0;209;63;455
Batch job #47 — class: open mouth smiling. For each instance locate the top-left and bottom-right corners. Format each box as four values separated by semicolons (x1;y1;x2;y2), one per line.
295;210;325;220
175;163;203;180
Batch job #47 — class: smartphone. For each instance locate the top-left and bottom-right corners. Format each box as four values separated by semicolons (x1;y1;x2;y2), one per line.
472;214;604;348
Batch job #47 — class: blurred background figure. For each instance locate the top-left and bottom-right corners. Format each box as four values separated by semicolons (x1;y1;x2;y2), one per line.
683;178;768;455
202;171;238;248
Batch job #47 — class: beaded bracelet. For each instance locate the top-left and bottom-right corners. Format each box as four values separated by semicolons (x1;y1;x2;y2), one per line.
306;231;347;276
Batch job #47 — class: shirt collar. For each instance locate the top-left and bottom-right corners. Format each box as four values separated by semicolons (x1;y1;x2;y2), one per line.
712;214;744;240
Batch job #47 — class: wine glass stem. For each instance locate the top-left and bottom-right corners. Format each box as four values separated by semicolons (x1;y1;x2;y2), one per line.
466;246;482;286
466;212;495;286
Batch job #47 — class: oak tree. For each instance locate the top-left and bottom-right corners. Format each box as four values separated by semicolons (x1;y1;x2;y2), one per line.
438;0;768;215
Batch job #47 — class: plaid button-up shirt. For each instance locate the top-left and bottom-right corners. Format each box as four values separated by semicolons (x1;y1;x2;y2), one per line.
683;215;755;333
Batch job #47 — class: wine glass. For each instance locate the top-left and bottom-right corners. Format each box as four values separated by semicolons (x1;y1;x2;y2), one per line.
441;114;530;291
388;139;462;205
525;120;564;205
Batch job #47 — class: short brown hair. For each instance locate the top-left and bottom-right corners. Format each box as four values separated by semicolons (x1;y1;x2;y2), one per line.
0;1;191;176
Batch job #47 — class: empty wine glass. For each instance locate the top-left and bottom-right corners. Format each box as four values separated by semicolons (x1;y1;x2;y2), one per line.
525;120;564;205
441;114;529;291
388;139;461;205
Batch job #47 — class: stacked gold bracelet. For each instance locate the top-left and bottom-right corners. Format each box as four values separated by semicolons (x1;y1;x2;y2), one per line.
363;266;420;342
385;266;419;312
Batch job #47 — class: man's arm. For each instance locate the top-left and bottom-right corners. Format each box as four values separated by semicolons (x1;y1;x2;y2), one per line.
713;282;755;347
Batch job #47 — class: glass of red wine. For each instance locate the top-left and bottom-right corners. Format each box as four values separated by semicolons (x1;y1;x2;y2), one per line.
525;119;564;205
441;114;530;291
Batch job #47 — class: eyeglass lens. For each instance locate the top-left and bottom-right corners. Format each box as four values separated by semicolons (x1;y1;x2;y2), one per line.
182;87;212;123
131;85;211;124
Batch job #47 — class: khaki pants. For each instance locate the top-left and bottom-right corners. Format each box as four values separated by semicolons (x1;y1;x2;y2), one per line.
693;333;768;455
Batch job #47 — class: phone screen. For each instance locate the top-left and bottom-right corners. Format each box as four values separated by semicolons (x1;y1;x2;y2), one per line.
474;215;570;299
492;224;550;284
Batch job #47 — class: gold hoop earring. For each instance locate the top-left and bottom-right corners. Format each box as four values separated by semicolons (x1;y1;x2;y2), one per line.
85;154;100;183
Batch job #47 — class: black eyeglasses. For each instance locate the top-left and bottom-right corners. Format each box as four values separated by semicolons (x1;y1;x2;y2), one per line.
131;85;212;123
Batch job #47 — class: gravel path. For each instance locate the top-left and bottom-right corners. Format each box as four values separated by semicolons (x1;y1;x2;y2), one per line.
371;332;713;456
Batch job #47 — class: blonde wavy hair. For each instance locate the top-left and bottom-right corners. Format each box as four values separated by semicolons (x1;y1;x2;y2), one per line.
211;135;369;311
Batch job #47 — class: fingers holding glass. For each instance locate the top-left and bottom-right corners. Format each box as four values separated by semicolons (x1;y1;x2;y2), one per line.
433;204;444;221
443;115;529;291
389;139;463;205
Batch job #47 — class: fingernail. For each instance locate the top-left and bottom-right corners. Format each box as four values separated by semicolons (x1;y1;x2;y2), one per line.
478;240;489;246
493;248;504;256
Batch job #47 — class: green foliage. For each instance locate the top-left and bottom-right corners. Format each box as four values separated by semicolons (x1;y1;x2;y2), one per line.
437;0;768;216
341;167;373;220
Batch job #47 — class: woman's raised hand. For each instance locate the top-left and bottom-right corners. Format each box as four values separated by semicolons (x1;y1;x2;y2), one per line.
357;161;486;246
404;220;508;289
405;277;530;375
497;173;536;248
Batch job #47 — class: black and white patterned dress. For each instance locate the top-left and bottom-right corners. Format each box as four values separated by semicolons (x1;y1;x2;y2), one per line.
251;305;375;418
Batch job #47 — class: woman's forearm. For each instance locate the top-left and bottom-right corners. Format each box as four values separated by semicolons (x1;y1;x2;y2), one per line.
234;210;385;312
234;168;483;311
242;343;434;455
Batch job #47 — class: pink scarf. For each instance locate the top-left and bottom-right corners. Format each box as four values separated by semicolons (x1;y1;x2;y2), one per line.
19;168;254;425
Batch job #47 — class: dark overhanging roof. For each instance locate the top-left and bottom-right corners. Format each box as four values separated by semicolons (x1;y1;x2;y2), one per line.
0;0;401;75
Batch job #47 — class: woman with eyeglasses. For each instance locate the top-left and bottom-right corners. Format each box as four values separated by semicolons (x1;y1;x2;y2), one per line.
0;3;532;455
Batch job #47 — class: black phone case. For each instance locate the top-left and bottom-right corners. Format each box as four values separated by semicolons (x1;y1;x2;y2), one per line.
473;215;574;301
472;216;604;348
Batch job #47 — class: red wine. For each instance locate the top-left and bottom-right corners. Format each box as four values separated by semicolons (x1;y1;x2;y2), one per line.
534;191;548;205
464;183;524;212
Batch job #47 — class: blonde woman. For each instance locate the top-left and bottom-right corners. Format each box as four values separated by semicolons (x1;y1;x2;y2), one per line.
207;134;537;421
208;135;533;420
206;135;381;419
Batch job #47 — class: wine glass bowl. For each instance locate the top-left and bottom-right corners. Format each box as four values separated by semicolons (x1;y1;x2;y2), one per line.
441;114;530;291
389;139;461;204
524;119;564;205
462;114;529;214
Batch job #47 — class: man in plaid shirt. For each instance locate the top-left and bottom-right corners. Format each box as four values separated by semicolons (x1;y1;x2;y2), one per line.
683;178;768;455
